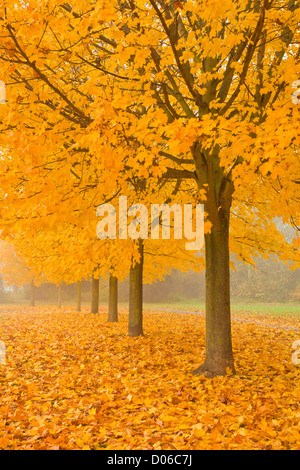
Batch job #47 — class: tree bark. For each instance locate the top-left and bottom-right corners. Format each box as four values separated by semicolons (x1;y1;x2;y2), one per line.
128;239;144;336
77;280;81;312
194;209;235;377
108;275;118;322
58;284;62;308
193;148;235;377
30;280;35;307
91;276;99;314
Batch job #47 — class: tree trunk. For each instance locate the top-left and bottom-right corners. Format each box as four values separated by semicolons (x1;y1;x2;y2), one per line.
58;284;62;308
30;280;35;307
192;167;235;377
91;276;99;314
108;275;118;322
77;281;81;312
192;145;235;377
128;239;144;337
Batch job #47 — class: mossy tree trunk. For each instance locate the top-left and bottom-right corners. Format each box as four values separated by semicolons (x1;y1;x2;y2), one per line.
108;275;118;322
192;147;235;377
128;239;144;337
91;276;99;314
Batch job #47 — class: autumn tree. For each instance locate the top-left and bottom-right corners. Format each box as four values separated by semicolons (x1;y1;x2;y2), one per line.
0;0;299;376
0;239;42;305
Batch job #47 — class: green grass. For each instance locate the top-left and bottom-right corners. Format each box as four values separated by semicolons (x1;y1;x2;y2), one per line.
143;299;300;316
1;298;299;316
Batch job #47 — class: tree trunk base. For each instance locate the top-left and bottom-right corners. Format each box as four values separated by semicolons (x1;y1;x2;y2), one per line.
191;361;236;378
128;326;144;337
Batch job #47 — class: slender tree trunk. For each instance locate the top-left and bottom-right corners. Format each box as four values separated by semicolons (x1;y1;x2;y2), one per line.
128;239;144;337
108;275;118;322
58;284;62;308
77;281;82;312
192;156;235;377
197;209;235;377
91;276;99;314
30;280;35;307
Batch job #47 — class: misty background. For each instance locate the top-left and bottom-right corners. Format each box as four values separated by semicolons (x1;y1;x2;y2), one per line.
0;254;299;306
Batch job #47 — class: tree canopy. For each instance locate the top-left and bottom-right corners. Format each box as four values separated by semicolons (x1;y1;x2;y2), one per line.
0;0;299;376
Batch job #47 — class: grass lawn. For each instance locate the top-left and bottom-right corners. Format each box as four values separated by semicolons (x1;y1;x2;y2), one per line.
143;300;300;316
1;299;300;316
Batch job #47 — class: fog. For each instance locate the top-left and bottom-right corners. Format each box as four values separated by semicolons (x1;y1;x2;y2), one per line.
0;254;299;306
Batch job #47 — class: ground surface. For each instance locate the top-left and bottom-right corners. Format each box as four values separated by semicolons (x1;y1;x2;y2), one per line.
0;305;299;450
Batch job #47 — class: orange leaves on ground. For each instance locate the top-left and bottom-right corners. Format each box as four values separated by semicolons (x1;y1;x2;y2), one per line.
0;306;299;450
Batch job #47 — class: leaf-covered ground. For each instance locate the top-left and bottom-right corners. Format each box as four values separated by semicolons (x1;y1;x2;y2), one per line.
0;305;299;450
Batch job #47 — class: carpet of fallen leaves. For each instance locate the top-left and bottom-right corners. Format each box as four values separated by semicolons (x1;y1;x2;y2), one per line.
0;305;299;450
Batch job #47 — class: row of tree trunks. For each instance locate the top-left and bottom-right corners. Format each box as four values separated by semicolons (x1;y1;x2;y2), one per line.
88;240;144;335
28;277;119;316
89;275;119;320
30;281;63;308
29;242;144;337
29;213;234;376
